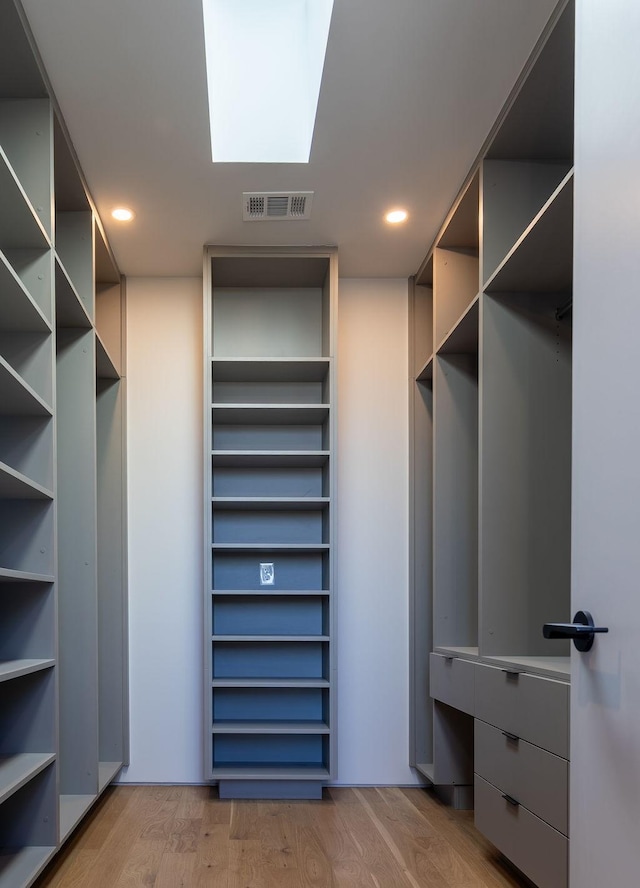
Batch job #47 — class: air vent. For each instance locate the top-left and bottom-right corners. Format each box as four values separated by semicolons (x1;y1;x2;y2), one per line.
243;192;314;221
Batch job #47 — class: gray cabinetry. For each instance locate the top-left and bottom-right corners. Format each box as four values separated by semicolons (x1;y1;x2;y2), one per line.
0;3;128;883
204;247;337;799
409;1;574;885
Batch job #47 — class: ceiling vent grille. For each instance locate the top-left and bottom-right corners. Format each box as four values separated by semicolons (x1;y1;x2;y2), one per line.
243;191;314;221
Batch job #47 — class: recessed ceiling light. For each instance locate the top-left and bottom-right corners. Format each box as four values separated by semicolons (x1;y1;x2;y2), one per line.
385;209;408;224
112;207;135;222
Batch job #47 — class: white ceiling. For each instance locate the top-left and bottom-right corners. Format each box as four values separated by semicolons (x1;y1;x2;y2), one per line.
21;0;558;279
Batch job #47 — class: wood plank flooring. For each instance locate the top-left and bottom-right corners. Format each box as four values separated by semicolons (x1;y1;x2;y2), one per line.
34;786;532;888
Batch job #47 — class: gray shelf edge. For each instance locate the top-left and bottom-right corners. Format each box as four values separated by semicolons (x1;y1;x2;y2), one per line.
211;543;329;551
211;678;330;688
483;169;574;292
210;766;330;781
54;253;92;329
59;794;96;844
433;646;481;663
0;658;55;683
212;589;330;596
0;461;54;500
0;846;57;888
0;250;51;333
212;635;330;642
480;655;571;682
0;568;55;584
0;356;53;416
0;147;51;250
416;762;435;783
211;721;330;734
0;753;56;807
95;332;119;380
434;292;480;355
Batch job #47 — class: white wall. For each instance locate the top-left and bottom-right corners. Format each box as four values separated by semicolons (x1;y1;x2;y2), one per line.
122;275;417;785
336;279;417;784
121;277;204;782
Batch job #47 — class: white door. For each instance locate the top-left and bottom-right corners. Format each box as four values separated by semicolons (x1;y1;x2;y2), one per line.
571;1;640;884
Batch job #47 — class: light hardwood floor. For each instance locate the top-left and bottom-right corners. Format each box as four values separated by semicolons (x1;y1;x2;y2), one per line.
34;785;532;887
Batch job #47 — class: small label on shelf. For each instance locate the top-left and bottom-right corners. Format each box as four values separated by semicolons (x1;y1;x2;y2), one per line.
259;562;275;585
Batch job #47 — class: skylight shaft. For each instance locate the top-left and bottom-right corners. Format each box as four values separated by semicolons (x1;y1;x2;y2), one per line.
202;0;334;163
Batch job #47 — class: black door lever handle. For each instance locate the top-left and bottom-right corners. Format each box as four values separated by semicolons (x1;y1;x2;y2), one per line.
543;610;608;652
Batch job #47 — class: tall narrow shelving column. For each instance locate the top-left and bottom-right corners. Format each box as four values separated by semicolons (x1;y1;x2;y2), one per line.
0;29;58;881
204;247;337;800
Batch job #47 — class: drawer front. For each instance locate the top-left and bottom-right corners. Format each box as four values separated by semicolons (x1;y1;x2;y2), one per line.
475;775;568;888
429;653;475;715
475;719;568;835
475;664;569;758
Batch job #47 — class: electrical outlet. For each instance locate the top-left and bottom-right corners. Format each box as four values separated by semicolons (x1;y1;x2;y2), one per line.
259;562;275;585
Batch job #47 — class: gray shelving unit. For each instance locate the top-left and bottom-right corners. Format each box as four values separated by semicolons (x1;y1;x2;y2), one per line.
409;1;574;883
0;3;128;883
204;246;337;800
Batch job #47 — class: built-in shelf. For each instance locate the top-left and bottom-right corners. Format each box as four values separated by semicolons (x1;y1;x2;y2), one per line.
0;251;50;334
212;678;330;689
213;589;330;597
484;172;573;293
212;543;330;552
416;356;433;382
210;765;330;781
95;334;119;381
0;462;53;500
211;405;329;424
54;255;92;329
98;762;123;792
59;794;96;843
0;659;55;683
212;358;330;383
0;357;52;417
212;721;330;734
416;763;435;783
212;497;329;511
212;635;329;643
0;149;50;251
436;296;479;355
0;568;54;584
0;754;56;807
0;846;56;888
212;451;330;468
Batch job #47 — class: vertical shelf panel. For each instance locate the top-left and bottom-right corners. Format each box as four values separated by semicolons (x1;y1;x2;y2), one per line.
55;328;98;800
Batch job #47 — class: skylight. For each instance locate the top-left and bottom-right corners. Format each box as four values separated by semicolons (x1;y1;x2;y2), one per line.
202;0;334;163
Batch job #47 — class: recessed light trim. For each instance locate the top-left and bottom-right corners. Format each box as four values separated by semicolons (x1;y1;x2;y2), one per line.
112;207;135;222
385;209;409;224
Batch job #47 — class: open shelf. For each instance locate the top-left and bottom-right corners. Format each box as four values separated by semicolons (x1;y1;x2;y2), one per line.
212;721;330;734
212;358;330;383
0;846;55;888
95;333;119;380
59;794;95;843
0;660;54;684
212;451;329;468
0;569;54;584
484;171;573;293
436;295;479;355
0;462;53;500
54;255;92;329
0;754;56;807
212;678;330;689
0;251;50;334
211;405;329;424
98;762;122;793
0;357;52;417
0;148;49;251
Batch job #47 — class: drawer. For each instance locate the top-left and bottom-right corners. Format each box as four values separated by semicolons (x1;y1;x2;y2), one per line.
475;775;568;888
475;663;569;758
475;719;568;835
430;653;475;715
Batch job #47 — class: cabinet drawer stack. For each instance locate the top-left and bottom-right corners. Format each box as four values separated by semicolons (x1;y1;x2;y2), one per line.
474;665;569;888
204;247;337;800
